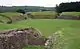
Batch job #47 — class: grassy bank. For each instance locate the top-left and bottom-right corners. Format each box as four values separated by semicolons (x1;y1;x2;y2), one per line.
60;12;80;16
28;12;57;19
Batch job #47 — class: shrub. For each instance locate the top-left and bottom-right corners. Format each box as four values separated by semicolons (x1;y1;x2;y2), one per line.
16;9;26;14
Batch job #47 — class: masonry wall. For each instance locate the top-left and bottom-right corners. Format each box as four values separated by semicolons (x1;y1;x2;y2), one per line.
0;28;46;49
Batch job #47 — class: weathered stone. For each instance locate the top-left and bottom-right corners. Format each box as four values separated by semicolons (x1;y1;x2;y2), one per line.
0;28;46;49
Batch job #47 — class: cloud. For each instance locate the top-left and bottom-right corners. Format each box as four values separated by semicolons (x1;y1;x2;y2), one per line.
0;0;80;7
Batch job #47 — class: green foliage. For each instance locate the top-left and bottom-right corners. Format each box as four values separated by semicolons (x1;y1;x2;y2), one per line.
55;2;80;13
0;6;55;12
28;12;57;19
16;9;25;14
60;12;80;16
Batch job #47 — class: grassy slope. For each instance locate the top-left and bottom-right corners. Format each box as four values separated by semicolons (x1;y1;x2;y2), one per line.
0;12;21;17
29;12;57;16
0;19;80;49
0;12;23;20
28;12;57;18
0;16;9;23
0;12;22;23
60;12;80;16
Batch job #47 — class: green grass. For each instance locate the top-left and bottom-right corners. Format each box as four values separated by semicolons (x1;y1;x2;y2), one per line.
60;12;80;16
0;19;80;49
23;46;44;49
0;19;80;37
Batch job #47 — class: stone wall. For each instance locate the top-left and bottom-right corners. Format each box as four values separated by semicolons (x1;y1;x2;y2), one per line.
0;29;26;49
11;15;26;22
0;28;46;49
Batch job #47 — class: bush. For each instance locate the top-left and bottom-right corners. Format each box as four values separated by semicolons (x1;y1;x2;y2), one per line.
55;2;80;13
7;20;12;24
16;9;26;14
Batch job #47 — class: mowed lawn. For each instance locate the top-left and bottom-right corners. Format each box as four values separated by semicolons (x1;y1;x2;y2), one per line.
0;19;80;49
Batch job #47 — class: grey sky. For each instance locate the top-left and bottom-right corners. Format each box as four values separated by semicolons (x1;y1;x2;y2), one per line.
0;0;80;7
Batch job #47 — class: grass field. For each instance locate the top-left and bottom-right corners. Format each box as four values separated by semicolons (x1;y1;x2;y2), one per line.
0;19;80;49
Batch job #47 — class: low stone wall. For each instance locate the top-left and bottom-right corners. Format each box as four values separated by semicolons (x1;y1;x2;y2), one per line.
0;28;46;49
11;16;26;22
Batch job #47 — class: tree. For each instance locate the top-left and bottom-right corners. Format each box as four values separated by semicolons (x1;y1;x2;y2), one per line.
16;9;28;20
55;1;80;13
55;4;60;13
16;9;26;14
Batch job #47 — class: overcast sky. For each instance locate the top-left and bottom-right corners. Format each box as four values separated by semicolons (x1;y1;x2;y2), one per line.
0;0;80;7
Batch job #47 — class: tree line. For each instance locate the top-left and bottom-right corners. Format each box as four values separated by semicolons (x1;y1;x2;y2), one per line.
0;6;55;12
56;1;80;13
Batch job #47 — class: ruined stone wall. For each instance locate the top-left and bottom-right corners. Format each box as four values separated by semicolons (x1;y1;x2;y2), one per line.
11;16;26;22
0;29;27;49
0;28;46;49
